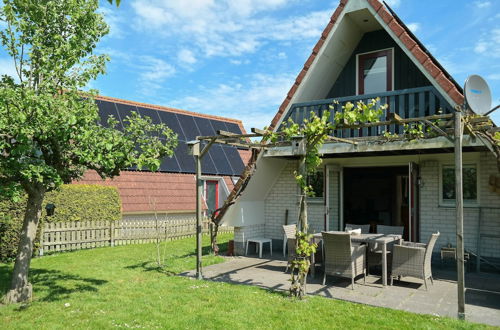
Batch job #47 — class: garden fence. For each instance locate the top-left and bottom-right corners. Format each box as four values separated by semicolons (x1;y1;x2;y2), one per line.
39;217;233;254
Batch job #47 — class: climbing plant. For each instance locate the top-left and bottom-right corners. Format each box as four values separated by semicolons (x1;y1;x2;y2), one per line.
266;98;386;299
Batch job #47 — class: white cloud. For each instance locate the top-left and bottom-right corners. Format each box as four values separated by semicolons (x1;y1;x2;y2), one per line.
177;49;197;65
475;1;491;8
406;22;420;34
131;0;331;58
136;56;176;95
474;29;500;57
168;72;295;130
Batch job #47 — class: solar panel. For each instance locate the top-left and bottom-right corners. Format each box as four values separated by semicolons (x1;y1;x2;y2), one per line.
157;111;186;141
222;145;245;174
224;122;243;135
96;100;120;128
176;114;200;141
114;103;139;128
159;153;181;173
193;116;216;136
96;99;246;176
209;145;232;175
175;142;195;173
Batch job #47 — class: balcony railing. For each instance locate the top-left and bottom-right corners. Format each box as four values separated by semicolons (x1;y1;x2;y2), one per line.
282;86;453;138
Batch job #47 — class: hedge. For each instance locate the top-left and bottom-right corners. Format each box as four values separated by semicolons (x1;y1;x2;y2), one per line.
0;184;121;262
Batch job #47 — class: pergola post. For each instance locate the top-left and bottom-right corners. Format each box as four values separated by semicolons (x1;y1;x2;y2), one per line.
190;141;203;280
454;107;465;319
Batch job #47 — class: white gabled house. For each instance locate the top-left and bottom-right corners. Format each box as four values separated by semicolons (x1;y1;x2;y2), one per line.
219;0;500;264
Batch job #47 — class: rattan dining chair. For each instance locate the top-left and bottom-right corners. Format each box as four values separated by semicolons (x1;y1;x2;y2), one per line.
390;232;440;290
282;224;297;257
344;223;371;234
322;232;366;290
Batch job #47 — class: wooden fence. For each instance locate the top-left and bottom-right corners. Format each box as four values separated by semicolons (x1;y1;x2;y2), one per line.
39;217;233;255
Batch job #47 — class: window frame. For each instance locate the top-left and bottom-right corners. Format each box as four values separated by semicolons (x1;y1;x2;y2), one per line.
439;163;479;207
356;48;394;95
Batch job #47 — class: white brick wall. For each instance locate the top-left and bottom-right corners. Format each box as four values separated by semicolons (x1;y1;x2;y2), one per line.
419;152;500;258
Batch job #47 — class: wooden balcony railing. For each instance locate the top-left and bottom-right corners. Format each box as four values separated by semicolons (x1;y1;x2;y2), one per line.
282;86;454;138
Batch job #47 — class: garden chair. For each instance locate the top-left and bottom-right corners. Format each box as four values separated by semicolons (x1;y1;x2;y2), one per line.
367;225;404;273
282;224;297;257
322;232;366;290
377;225;404;235
285;238;296;273
390;232;440;290
345;223;370;234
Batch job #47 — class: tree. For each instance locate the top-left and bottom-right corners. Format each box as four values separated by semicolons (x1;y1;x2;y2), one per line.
0;0;177;304
268;99;386;298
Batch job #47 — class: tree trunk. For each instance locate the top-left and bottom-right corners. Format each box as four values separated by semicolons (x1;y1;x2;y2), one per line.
5;184;45;304
211;222;220;255
298;155;308;232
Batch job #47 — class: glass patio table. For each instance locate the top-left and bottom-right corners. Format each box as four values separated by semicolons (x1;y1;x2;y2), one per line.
311;232;402;286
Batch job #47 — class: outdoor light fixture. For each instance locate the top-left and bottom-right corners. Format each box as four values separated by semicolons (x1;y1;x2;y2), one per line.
45;203;56;217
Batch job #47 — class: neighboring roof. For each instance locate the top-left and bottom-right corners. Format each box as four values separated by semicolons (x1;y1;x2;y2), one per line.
77;170;236;213
269;0;465;130
94;95;246;176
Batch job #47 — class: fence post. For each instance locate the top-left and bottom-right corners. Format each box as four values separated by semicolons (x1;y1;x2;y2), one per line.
39;222;45;256
110;221;115;247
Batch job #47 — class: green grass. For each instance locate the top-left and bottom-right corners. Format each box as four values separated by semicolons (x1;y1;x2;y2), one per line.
0;234;492;329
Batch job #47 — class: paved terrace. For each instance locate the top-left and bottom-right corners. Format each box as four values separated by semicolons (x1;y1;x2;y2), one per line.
182;255;500;327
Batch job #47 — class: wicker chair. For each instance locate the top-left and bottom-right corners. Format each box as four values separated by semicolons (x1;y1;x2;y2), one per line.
282;224;297;257
322;232;366;290
345;223;371;234
390;232;440;290
367;225;404;273
285;238;296;273
377;225;404;235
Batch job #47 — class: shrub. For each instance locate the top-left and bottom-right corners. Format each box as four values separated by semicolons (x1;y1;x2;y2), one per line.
0;184;121;262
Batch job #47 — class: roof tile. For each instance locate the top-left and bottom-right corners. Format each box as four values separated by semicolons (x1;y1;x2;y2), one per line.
423;58;441;78
376;6;394;25
399;32;417;51
388;20;404;37
411;46;428;65
436;72;454;92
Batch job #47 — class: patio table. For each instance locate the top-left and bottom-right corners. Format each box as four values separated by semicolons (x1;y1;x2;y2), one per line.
312;232;402;287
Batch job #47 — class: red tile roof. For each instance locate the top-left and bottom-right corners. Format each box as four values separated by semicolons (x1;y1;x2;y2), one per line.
269;0;464;130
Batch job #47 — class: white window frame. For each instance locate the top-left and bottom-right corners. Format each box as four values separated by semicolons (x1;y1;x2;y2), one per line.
355;47;395;96
439;163;479;207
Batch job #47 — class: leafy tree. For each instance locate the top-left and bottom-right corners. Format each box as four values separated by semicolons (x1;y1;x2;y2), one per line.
0;0;177;304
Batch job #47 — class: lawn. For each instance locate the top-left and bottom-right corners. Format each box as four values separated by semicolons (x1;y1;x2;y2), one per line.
0;234;492;329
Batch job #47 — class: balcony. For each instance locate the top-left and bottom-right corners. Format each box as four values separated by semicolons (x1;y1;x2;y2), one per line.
282;86;454;138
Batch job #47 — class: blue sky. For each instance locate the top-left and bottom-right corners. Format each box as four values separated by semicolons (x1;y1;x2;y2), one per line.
1;0;499;128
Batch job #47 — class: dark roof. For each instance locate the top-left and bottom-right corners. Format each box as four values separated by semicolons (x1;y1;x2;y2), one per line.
269;0;465;130
94;95;246;177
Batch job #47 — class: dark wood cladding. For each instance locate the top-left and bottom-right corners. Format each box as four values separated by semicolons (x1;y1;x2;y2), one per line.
327;29;431;99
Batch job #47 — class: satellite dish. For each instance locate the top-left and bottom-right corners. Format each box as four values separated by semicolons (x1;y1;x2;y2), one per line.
464;75;492;115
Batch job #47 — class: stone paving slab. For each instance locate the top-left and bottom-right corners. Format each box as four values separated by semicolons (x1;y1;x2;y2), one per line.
181;255;500;327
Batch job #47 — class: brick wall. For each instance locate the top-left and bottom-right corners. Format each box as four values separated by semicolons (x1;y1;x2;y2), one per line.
419;152;500;258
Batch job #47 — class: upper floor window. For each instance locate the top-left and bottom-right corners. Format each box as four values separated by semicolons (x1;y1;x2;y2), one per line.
357;49;393;95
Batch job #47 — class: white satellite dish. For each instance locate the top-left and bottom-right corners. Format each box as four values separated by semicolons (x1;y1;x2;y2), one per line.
464;75;492;115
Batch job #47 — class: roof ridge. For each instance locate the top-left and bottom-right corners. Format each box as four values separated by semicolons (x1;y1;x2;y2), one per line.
94;94;245;127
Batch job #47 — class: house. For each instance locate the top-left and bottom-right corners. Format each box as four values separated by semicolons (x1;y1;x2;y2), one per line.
220;0;500;262
75;95;251;222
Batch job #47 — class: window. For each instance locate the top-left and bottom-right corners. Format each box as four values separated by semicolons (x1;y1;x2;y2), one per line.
442;165;477;203
307;171;324;199
357;49;393;95
205;180;219;216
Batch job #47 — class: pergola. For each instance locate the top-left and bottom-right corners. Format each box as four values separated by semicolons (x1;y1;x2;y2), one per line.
189;108;500;318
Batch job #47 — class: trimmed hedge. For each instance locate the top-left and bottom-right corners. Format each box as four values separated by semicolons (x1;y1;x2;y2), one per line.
0;184;121;262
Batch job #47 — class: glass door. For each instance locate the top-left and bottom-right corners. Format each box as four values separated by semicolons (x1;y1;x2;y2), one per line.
205;180;219;217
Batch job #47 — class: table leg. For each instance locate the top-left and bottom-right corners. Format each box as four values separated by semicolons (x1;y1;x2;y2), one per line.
270;241;273;256
382;242;387;287
311;250;316;278
245;240;249;256
259;242;262;258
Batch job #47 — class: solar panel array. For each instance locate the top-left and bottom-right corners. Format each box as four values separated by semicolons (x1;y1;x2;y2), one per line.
96;99;246;176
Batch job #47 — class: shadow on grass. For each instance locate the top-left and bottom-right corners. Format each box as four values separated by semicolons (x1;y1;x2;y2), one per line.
124;261;176;276
0;264;107;305
174;242;229;259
